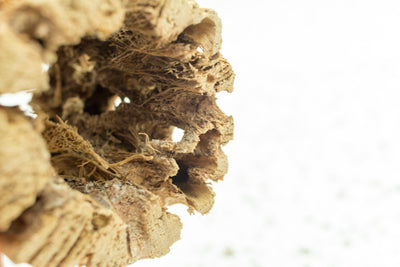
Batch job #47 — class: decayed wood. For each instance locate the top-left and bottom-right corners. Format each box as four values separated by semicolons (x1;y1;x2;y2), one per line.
0;0;234;266
0;107;53;232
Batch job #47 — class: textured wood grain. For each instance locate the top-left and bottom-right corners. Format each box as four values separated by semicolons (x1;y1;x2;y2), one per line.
0;0;234;266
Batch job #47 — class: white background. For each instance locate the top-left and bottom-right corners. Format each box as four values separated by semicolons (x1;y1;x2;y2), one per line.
4;0;400;266
137;0;400;266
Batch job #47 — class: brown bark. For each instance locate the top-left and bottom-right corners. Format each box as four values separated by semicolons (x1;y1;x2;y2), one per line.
0;0;234;266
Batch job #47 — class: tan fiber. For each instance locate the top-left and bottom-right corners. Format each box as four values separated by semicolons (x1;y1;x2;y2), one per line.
0;0;234;266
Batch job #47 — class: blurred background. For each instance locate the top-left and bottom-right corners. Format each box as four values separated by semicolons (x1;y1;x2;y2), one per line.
4;0;400;266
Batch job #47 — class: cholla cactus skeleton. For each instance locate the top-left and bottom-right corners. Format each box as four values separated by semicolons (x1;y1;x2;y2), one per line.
0;0;234;266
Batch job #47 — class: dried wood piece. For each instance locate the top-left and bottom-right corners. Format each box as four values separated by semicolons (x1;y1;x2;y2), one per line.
0;22;46;94
0;107;53;231
0;178;132;267
0;0;125;93
0;0;234;266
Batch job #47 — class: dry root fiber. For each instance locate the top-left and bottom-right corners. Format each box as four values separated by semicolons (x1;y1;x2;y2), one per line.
0;0;234;266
